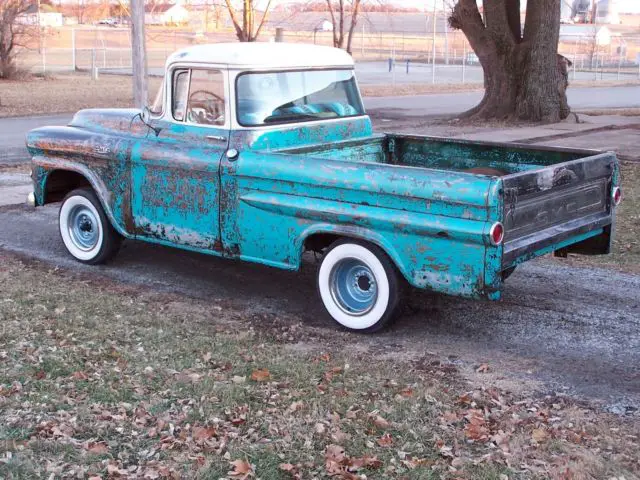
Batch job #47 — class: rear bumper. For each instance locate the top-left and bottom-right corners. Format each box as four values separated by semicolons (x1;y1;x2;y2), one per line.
502;211;612;269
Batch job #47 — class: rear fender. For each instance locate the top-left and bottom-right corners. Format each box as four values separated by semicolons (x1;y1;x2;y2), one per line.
296;224;409;281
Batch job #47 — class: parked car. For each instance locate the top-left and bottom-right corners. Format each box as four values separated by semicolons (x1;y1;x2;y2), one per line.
466;52;479;65
26;43;622;332
97;18;118;26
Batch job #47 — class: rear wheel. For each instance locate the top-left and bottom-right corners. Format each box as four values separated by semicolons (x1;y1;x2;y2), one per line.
317;239;402;333
59;188;122;265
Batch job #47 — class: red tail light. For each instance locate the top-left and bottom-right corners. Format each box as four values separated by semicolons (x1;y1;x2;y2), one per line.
489;222;504;246
612;187;622;206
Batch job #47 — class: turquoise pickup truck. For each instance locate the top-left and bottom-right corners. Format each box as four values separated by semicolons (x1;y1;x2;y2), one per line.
26;43;622;332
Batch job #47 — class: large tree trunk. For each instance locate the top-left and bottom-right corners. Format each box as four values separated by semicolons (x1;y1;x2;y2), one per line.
450;0;570;123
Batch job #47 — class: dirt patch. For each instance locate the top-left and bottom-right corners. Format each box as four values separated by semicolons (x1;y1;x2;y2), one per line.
0;74;162;118
0;164;30;175
0;252;638;479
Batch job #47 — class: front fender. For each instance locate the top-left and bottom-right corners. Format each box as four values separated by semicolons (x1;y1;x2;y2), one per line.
32;158;133;239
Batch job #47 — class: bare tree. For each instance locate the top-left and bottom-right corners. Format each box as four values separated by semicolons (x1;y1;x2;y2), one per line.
69;0;88;24
325;0;363;55
203;0;225;31
449;0;570;122
224;0;273;42
0;0;33;79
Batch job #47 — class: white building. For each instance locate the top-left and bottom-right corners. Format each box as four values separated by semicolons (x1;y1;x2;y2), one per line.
560;24;613;45
144;4;190;26
16;5;63;27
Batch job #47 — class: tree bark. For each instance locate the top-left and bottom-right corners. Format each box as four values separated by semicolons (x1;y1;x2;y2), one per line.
450;0;569;122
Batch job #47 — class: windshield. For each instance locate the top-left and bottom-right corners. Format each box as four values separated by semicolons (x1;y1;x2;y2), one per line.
236;69;365;127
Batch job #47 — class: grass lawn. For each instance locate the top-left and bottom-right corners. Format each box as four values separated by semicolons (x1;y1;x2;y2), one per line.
0;74;163;118
1;253;639;479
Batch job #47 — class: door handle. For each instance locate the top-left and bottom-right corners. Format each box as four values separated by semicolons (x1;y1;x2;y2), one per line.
206;135;227;143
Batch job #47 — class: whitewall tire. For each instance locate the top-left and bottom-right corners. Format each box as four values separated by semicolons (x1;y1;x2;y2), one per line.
318;239;402;333
59;188;121;265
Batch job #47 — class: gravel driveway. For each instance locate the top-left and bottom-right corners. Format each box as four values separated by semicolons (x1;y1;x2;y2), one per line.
1;202;638;414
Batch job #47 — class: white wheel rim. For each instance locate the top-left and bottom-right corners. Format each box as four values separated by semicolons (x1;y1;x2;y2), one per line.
59;196;104;261
319;243;390;330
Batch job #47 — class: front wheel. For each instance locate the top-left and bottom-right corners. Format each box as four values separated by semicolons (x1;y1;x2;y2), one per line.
59;188;122;265
317;239;402;333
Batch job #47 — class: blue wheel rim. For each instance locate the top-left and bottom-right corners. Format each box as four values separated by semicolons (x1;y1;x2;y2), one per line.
329;258;378;316
68;205;99;251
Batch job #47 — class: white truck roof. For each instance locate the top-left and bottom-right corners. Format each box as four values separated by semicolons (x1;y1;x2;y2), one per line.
166;42;355;70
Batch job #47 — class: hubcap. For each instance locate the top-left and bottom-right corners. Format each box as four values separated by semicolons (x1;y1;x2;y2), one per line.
68;205;99;251
329;258;378;316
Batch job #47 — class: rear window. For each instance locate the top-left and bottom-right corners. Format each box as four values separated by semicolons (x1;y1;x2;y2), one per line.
236;69;365;127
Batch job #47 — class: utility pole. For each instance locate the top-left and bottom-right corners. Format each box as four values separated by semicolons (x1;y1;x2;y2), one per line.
37;0;42;54
431;1;436;84
130;0;148;109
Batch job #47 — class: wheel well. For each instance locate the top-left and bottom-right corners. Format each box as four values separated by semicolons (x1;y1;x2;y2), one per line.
303;233;343;254
43;170;92;204
303;232;409;285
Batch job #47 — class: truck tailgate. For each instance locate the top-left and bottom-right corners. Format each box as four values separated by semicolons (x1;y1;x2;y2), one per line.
501;152;617;267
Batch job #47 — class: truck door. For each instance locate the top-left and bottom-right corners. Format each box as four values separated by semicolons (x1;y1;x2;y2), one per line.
131;68;230;251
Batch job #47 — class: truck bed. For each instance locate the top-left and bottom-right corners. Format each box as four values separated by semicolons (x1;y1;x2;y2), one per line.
279;133;618;270
278;133;591;174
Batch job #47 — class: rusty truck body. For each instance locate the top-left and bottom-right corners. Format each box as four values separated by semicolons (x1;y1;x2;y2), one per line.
26;43;621;332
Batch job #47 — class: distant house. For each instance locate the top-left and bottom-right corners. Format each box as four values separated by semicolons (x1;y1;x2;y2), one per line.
145;4;189;26
16;4;63;27
560;24;613;45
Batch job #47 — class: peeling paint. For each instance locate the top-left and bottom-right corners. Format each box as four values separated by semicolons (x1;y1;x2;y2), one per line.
25;85;618;304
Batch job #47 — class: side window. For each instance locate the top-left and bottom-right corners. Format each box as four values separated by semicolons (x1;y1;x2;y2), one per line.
186;70;225;126
172;70;189;121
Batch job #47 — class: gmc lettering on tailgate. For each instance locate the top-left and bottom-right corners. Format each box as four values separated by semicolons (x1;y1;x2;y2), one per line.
506;181;607;240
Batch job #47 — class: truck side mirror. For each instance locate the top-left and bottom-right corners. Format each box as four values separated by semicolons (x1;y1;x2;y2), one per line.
141;105;152;124
138;106;162;137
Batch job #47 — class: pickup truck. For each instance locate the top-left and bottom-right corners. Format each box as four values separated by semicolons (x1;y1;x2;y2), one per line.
26;43;622;333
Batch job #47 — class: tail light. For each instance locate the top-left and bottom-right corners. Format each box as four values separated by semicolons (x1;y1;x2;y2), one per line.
612;187;622;206
489;222;504;246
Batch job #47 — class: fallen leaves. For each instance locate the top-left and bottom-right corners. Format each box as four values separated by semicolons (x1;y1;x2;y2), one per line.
463;409;490;442
228;459;254;478
86;441;109;455
376;432;394;447
532;427;549;443
192;426;217;444
369;413;391;429
250;368;271;382
476;363;491;373
1;255;638;480
324;444;382;478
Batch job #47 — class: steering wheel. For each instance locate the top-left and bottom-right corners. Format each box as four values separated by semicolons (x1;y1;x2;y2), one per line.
187;89;224;124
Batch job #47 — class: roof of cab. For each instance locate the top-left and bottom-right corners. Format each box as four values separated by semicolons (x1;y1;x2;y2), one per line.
166;42;355;69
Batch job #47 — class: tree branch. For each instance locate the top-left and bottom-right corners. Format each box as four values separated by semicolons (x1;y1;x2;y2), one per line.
253;0;273;40
224;0;245;40
449;0;490;55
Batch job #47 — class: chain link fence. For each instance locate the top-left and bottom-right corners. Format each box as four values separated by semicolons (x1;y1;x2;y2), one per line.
15;25;640;85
